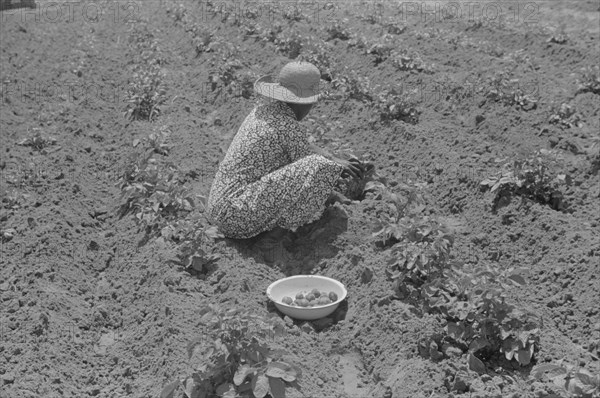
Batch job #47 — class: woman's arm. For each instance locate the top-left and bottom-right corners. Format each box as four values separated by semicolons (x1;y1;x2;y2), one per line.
310;143;365;179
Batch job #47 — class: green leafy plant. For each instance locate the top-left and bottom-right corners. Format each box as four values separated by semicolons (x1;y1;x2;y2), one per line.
391;49;434;74
17;129;57;151
333;156;376;200
116;148;195;237
161;305;301;398
273;31;303;58
375;88;420;124
282;3;303;21
347;35;369;49
134;125;171;155
358;8;382;25
484;71;538;110
297;40;337;81
549;103;582;128
124;21;166;121
1;189;24;210
208;59;243;92
192;27;217;56
547;24;568;44
576;65;600;95
424;261;539;366
369;182;454;292
125;66;165;121
532;361;600;398
257;23;282;43
367;42;393;65
480;150;569;210
369;183;541;372
166;2;187;23
331;70;374;102
325;19;353;41
382;18;407;35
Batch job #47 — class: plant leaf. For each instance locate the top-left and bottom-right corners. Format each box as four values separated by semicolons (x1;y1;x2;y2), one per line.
251;373;270;398
216;382;236;397
490;180;502;193
469;337;489;353
234;365;256;386
447;322;464;339
468;352;486;374
266;362;297;382
183;377;201;398
565;374;588;396
574;369;596;387
515;348;532;365
160;381;180;398
268;376;286;398
531;364;566;380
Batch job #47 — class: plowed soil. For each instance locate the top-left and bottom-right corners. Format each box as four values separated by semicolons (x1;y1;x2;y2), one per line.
1;1;599;397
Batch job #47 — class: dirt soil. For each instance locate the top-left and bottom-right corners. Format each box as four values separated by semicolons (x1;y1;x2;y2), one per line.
1;1;599;397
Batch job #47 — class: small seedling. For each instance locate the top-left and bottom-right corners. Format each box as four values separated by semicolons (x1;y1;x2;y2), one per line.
549;103;582;128
17;129;57;151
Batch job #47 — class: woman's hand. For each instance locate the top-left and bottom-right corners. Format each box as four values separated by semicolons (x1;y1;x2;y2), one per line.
334;157;365;180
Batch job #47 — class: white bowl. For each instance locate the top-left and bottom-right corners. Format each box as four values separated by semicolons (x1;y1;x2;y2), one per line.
266;275;347;321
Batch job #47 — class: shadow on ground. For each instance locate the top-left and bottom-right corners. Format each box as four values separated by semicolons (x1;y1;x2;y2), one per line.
223;204;349;275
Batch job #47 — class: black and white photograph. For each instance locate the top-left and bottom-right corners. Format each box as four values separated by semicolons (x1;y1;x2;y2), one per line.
1;0;599;397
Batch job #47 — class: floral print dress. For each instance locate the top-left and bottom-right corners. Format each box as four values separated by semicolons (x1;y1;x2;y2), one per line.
207;100;344;239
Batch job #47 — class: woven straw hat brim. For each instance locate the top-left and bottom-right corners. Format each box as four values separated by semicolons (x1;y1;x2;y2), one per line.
254;75;322;104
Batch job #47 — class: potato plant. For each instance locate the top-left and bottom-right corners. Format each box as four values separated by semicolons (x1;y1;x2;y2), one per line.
208;60;244;97
116;146;195;238
273;31;303;59
375;88;420;124
549;103;583;128
391;49;435;74
297;40;337;81
16;129;57;151
331;69;375;102
124;20;166;121
325;19;353;41
483;71;538;110
576;65;600;95
420;262;540;369
382;18;407;35
370;181;541;371
367;42;393;65
370;180;432;245
480;150;569;210
547;24;568;44
161;305;301;398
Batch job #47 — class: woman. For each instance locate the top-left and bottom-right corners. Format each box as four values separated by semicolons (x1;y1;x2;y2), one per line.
207;61;364;239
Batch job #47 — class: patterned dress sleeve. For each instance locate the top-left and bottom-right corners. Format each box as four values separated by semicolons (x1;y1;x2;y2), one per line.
285;122;313;162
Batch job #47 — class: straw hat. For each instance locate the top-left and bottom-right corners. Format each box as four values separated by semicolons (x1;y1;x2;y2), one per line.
254;62;322;104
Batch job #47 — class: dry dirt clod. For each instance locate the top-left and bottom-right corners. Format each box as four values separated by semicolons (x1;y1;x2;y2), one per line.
1;374;15;385
1;228;16;241
300;322;315;333
361;266;374;283
313;317;333;331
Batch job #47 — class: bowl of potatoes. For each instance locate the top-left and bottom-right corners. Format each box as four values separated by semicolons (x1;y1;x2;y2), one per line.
267;275;347;320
